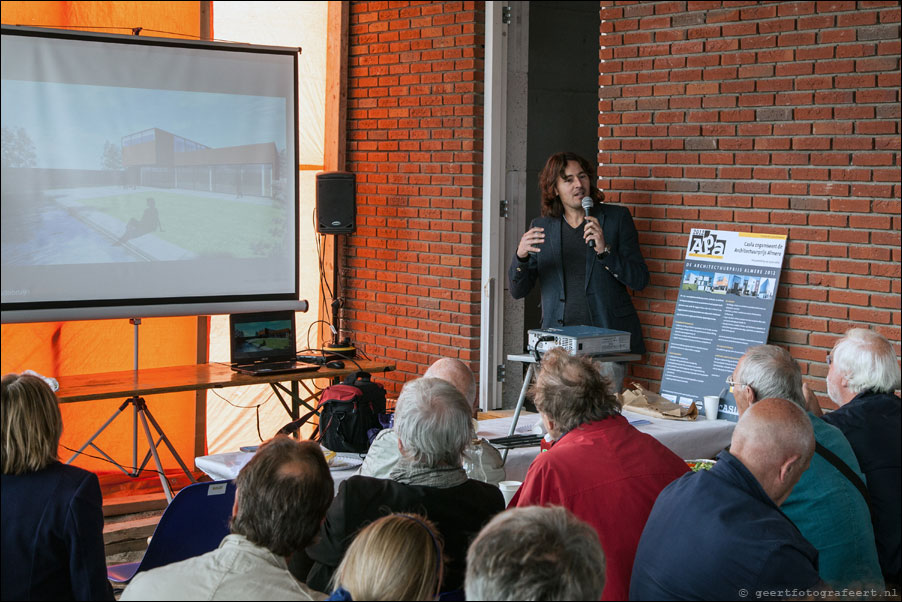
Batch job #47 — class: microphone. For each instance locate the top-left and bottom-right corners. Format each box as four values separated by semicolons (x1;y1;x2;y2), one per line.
581;196;595;248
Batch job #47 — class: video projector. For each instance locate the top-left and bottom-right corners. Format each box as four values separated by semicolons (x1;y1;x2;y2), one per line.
527;326;631;356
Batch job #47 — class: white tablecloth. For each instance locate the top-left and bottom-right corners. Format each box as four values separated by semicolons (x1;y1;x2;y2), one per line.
196;410;734;488
478;411;735;483
195;450;366;495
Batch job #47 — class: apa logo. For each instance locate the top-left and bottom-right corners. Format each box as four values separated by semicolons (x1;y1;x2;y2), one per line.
688;230;726;256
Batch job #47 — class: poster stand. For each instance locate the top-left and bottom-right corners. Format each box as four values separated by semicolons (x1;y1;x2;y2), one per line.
659;229;788;422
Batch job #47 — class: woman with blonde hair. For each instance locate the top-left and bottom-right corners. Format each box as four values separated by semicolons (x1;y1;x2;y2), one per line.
327;513;444;601
1;373;113;600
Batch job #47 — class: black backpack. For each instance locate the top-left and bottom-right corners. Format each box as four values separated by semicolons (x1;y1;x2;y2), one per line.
316;372;387;453
276;372;387;452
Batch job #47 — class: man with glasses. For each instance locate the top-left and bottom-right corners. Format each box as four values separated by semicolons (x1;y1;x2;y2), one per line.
806;328;901;589
727;344;883;589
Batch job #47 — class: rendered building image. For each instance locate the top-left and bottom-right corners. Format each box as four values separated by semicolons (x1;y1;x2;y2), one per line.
122;128;279;198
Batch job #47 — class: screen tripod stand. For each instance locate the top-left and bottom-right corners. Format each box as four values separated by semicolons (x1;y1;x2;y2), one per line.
65;318;195;503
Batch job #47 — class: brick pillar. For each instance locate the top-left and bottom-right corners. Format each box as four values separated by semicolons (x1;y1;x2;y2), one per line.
343;1;486;393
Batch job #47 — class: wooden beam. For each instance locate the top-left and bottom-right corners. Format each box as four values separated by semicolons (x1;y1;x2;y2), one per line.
195;0;213;466
319;1;350;346
324;0;349;173
199;1;212;41
194;315;209;463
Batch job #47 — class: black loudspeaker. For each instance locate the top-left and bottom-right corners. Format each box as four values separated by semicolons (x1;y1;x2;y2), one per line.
316;172;356;234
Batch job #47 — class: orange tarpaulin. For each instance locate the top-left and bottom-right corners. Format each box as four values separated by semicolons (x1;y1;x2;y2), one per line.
1;1;208;496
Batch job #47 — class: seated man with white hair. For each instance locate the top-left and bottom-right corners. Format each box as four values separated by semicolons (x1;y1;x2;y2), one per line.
811;328;901;588
465;506;606;601
359;357;505;485
293;377;505;595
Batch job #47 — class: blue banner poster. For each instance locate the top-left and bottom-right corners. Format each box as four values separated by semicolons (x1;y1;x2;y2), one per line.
659;229;787;422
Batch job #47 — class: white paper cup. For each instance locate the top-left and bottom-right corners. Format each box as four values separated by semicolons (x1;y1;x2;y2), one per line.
498;480;522;506
703;396;720;421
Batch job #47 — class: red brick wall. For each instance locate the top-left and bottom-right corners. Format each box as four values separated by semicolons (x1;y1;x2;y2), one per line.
599;1;901;403
342;1;485;392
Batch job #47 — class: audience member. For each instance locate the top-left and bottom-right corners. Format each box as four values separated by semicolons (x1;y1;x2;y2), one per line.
1;373;114;601
630;398;822;600
327;513;443;601
296;377;505;594
122;437;333;600
814;328;901;587
730;344;883;588
510;347;689;600
465;506;605;601
359;358;504;485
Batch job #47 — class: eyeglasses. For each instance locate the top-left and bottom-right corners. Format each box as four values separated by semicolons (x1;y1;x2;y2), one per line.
826;353;832;366
725;376;746;389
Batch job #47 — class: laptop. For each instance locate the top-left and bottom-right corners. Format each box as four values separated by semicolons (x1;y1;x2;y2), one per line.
229;310;320;375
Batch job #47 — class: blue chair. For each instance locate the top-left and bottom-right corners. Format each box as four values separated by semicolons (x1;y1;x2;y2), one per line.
107;480;236;583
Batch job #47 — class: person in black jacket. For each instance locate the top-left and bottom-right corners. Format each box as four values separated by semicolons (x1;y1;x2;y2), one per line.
509;152;648;390
291;377;505;595
1;373;114;601
807;327;901;589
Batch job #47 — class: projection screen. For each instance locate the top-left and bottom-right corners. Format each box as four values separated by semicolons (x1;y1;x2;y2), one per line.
1;26;304;323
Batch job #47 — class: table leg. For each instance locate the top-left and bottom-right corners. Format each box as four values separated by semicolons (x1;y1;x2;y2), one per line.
502;363;536;463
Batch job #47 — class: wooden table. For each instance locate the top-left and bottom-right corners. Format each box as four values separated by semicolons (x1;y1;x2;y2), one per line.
57;359;394;417
57;360;394;501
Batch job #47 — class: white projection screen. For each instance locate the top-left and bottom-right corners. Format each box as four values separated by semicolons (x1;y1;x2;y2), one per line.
1;26;305;323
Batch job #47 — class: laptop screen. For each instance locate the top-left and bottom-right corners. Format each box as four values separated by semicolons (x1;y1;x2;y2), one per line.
229;310;297;365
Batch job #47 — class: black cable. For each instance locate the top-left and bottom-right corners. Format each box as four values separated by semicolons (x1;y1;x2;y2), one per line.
296;347;328;364
305;320;336;352
209;387;273;410
305;347;365;372
314;222;335;324
531;336;555;362
208;388;275;443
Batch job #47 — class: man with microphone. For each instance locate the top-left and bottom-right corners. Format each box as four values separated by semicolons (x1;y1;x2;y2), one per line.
509;151;649;392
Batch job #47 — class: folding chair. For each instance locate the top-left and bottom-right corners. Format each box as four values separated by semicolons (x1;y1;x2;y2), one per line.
107;480;236;583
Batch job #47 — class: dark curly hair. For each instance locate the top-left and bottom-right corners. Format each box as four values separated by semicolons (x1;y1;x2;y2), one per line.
538;152;602;218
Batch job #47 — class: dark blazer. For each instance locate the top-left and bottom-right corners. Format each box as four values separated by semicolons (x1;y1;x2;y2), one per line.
509;202;649;354
630;451;822;601
1;463;114;601
297;475;505;594
823;390;901;583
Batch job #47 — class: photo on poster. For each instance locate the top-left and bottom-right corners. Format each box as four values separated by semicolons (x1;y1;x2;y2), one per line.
712;273;730;294
681;270;716;293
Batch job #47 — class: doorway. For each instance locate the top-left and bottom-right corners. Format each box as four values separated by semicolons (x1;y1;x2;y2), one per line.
496;1;601;408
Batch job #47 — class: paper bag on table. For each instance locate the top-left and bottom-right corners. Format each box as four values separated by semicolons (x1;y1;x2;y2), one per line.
621;383;698;421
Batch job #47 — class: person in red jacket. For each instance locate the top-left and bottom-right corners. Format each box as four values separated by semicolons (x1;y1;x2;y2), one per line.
510;347;689;601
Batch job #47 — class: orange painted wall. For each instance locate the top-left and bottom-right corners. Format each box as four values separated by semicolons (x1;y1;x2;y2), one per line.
1;1;208;488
